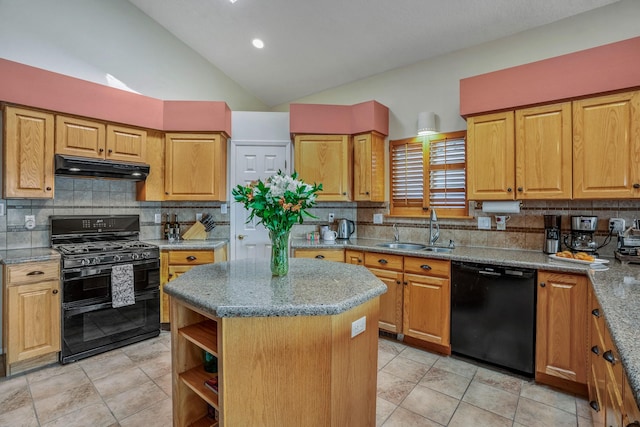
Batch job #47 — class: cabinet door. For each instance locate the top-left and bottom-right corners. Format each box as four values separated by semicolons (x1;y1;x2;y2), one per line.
136;130;165;201
165;133;227;201
403;273;450;347
536;271;588;384
294;134;351;201
106;124;147;163
55;115;106;159
7;280;61;363
345;249;364;265
467;111;515;200
4;107;55;198
588;289;606;425
369;267;403;333
293;249;345;262
515;102;572;199
573;90;640;199
353;132;385;202
623;375;640;427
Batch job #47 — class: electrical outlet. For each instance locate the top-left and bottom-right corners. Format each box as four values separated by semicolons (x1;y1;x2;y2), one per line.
373;213;383;224
220;203;228;214
196;213;203;221
0;202;5;216
25;215;36;230
154;213;162;224
609;218;625;233
477;216;491;230
351;316;366;338
328;213;335;223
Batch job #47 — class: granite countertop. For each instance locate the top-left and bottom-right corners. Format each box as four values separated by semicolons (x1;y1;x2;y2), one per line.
163;258;387;318
292;237;640;407
143;239;228;250
0;248;61;265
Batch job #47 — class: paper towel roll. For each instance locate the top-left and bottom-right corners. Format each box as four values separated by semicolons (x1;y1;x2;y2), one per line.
481;201;521;213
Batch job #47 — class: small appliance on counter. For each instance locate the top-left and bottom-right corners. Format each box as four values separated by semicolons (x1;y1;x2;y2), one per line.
564;215;612;255
336;218;355;239
615;220;640;263
543;214;562;254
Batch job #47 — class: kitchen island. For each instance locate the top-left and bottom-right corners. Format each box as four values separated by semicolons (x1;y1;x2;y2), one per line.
164;258;386;427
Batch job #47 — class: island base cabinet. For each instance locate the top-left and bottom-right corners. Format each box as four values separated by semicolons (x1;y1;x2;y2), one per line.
171;296;380;427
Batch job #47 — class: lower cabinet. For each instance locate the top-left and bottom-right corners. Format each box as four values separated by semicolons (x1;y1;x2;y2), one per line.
535;270;588;393
292;248;345;262
364;252;404;334
3;260;61;375
160;247;227;324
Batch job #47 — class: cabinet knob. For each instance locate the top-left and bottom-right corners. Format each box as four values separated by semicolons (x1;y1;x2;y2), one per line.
108;149;113;154
540;282;546;287
238;234;246;240
186;256;197;261
378;259;388;264
99;148;104;153
365;191;370;195
517;187;523;192
403;281;408;285
52;289;59;295
358;258;362;263
26;270;45;276
603;350;616;365
507;187;512;193
634;183;640;189
342;192;347;195
626;421;640;426
420;264;432;270
315;255;325;259
591;345;600;355
591;308;601;318
589;400;600;412
165;192;169;195
46;187;52;191
396;280;401;284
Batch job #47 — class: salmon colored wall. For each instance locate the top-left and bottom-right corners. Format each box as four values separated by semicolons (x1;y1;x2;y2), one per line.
290;101;389;135
460;36;640;117
0;58;231;135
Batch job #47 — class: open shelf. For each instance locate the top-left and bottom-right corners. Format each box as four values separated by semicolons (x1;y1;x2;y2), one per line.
180;366;219;409
190;416;218;427
178;319;218;356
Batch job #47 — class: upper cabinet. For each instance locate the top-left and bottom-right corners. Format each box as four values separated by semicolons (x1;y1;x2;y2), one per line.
164;133;228;201
573;90;640;199
56;115;147;163
353;131;385;202
3;106;55;199
294;134;351;201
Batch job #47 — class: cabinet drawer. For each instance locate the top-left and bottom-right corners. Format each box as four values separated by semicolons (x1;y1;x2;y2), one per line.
5;261;60;285
294;249;345;262
168;250;215;265
404;256;450;278
364;252;403;271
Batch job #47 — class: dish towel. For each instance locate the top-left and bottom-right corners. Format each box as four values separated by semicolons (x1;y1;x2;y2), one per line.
111;263;135;308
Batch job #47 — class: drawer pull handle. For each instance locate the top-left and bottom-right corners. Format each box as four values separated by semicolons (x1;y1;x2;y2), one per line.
589;400;600;412
591;308;601;318
27;271;45;276
591;345;600;355
378;259;388;264
603;350;616;364
634;183;640;189
420;264;431;270
315;255;325;259
186;256;197;261
52;289;59;295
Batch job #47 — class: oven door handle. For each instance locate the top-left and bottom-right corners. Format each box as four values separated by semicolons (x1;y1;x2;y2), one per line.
63;289;159;317
63;259;159;280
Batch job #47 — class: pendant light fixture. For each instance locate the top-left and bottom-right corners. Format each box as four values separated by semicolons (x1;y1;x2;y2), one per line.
417;112;437;136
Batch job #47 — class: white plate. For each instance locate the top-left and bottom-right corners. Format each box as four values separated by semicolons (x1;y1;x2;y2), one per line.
589;263;609;271
548;254;609;265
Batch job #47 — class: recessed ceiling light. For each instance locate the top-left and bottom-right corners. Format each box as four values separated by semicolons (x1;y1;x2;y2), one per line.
229;0;237;3
252;38;264;49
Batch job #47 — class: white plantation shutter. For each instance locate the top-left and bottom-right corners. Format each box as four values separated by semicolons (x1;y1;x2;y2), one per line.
429;136;466;210
391;141;424;208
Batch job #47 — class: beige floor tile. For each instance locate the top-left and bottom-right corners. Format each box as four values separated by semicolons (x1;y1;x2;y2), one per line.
378;338;406;355
578;415;593;426
136;353;172;380
462;381;519;420
376;371;417;405
401;384;459;425
447;401;512;427
576;397;593;419
515;397;578;427
0;403;39;427
105;379;169;420
121;340;170;365
519;381;577;414
40;402;116;427
474;366;523;395
0;375;32;414
376;397;397;427
378;347;398;370
432;356;478;379
382;407;443;426
33;382;102;425
119;397;172;427
80;351;135;381
398;346;440;367
29;368;91;401
381;356;430;383
92;366;152;399
153;371;173;396
26;363;82;385
419;367;471;400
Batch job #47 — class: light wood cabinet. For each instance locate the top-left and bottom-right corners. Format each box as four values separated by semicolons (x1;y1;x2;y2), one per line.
135;130;165;201
402;256;450;349
536;271;588;393
573;90;640;199
56;115;147;163
353;131;385;202
293;248;345;262
364;252;403;334
294;134;351;201
3;260;61;375
3;106;55;199
515;102;572;199
164;133;228;201
345;249;364;265
160;248;226;324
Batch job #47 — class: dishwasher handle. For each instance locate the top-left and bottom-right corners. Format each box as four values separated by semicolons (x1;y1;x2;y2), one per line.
478;270;501;277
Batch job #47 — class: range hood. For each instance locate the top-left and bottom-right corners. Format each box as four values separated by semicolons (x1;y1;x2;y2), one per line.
55;154;150;181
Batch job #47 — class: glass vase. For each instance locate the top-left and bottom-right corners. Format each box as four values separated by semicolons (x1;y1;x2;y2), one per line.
269;229;290;276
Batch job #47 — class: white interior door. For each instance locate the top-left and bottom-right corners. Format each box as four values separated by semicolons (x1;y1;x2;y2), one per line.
231;143;289;260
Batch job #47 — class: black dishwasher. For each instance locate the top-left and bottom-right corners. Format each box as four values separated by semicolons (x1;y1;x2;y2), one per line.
451;261;536;376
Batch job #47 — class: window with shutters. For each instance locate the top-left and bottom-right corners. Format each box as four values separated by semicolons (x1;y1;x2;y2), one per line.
390;130;467;217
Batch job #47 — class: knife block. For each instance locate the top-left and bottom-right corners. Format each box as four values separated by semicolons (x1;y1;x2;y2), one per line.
181;221;208;240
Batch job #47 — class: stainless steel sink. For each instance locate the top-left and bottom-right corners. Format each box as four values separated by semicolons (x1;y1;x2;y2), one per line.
422;246;453;253
376;242;427;250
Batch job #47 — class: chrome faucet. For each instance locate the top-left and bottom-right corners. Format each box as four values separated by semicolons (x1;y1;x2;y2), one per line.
393;223;399;242
429;209;440;245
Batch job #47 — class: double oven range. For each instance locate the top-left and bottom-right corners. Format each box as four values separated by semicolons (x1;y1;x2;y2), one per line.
51;215;160;364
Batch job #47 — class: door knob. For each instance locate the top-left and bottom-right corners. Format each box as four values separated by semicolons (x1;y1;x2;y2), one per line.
238;234;246;240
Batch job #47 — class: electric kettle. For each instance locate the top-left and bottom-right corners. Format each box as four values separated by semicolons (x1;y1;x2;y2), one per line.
337;219;355;239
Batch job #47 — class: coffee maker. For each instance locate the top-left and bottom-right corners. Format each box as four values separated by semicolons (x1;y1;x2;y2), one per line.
564;216;599;253
543;215;562;254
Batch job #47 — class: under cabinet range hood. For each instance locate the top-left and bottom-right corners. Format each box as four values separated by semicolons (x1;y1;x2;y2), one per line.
54;154;150;181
